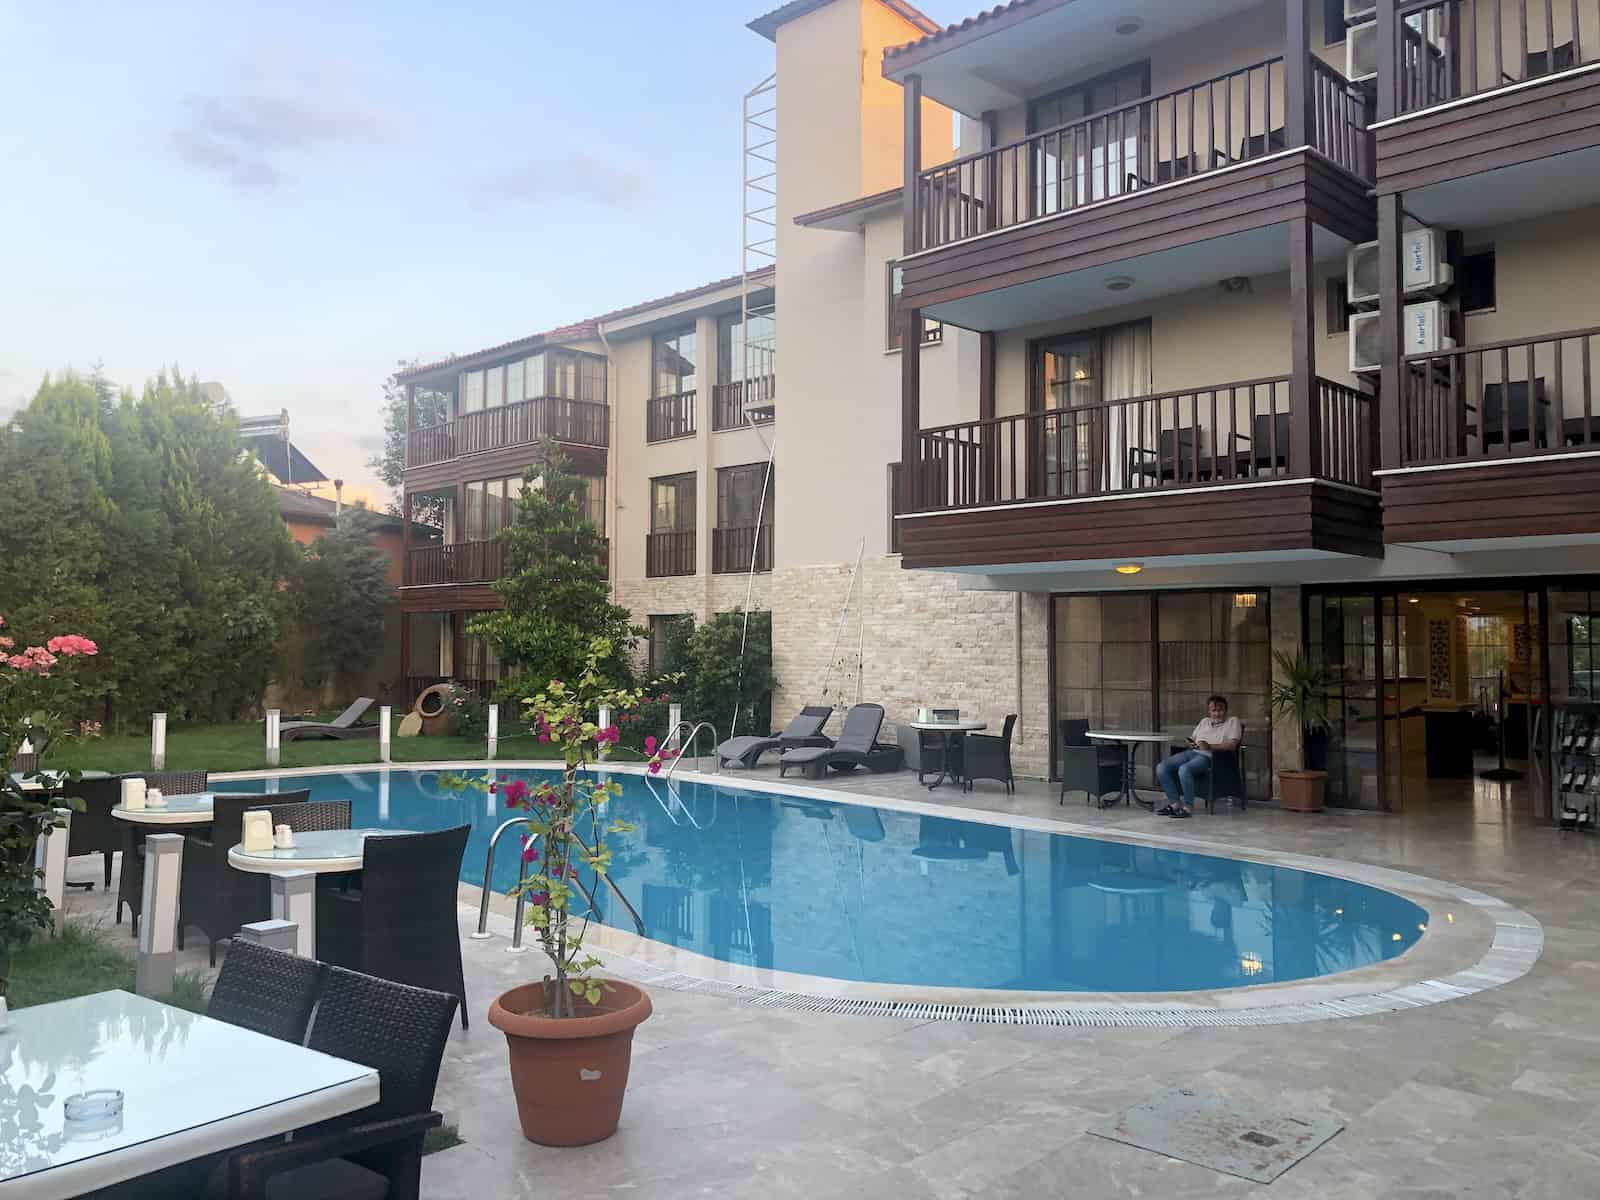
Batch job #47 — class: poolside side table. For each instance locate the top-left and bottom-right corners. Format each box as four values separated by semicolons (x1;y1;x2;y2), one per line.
1086;731;1176;810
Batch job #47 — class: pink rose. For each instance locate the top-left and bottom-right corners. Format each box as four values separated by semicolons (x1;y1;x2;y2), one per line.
0;637;12;651
6;654;34;672
46;635;97;657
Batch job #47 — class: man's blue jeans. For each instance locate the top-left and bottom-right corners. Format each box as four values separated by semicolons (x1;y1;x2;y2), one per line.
1157;749;1210;811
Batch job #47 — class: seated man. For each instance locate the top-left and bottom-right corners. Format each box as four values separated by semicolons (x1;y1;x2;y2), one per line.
1156;695;1242;818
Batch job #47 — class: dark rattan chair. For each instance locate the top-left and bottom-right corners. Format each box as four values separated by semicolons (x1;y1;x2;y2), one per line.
317;826;471;1029
64;775;122;890
180;791;310;965
1059;718;1125;807
1167;741;1249;814
247;798;352;833
220;966;457;1200
962;714;1017;793
117;769;210;935
208;940;326;1044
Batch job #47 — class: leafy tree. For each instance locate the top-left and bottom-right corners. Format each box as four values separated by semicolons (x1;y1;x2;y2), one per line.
369;361;449;522
469;442;638;704
672;610;775;738
295;509;393;689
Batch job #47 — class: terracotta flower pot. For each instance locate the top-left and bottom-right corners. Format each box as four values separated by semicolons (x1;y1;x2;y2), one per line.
488;980;653;1147
1278;768;1328;813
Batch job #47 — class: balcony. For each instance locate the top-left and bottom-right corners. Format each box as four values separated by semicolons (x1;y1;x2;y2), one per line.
646;530;696;578
405;539;503;587
1382;326;1600;546
712;525;773;574
712;377;777;431
897;375;1381;570
647;391;697;442
405;397;608;470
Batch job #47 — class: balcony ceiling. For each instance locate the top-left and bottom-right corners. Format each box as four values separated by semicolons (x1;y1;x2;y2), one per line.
1399;145;1600;230
924;221;1350;332
894;0;1268;116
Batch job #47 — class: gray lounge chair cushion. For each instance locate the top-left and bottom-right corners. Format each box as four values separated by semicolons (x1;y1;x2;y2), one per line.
279;698;376;740
779;704;885;777
718;706;833;767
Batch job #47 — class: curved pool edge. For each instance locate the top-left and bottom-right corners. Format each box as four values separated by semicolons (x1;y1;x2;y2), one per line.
219;760;1544;1027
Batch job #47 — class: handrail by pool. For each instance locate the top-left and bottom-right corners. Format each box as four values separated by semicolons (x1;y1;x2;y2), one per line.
665;721;719;779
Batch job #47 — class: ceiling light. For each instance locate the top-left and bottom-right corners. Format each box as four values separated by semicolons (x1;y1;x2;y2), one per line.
1105;275;1135;292
1115;563;1143;576
1408;597;1420;604
1114;17;1143;35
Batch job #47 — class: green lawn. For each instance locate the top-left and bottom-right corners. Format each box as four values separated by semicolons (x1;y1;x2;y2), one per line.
42;720;563;775
8;923;208;1011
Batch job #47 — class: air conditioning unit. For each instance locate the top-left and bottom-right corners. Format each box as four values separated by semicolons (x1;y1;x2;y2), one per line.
1346;227;1454;306
1346;19;1377;82
1349;302;1456;373
1344;0;1376;22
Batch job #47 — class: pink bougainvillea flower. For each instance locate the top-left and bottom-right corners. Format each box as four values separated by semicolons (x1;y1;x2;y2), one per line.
502;778;530;809
520;836;540;864
644;736;658;755
538;733;550;744
658;694;669;703
594;725;619;746
530;891;548;906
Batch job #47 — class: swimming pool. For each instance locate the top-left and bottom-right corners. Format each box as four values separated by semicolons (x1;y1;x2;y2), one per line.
219;766;1428;994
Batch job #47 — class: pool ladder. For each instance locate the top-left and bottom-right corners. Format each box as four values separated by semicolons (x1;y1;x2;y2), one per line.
470;817;645;953
663;720;720;779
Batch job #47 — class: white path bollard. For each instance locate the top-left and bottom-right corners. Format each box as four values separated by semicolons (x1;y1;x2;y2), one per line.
238;919;299;955
487;704;499;760
668;703;683;750
379;705;392;764
136;833;184;997
35;808;71;935
265;709;281;768
270;870;317;958
150;712;167;770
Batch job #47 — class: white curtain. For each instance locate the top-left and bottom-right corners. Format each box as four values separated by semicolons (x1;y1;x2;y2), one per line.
1100;320;1152;491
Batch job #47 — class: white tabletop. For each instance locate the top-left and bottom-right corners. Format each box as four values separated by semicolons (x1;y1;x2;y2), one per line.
228;828;414;875
907;720;988;733
1086;730;1177;744
0;990;377;1200
111;793;215;825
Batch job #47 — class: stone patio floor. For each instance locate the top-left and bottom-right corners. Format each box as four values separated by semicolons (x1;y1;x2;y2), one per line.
60;765;1600;1198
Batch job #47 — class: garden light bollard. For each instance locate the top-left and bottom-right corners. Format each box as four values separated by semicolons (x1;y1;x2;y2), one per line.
270;870;317;958
151;711;167;770
379;705;392;763
265;708;281;768
487;703;499;760
238;919;299;955
34;807;71;935
669;703;683;750
135;833;184;997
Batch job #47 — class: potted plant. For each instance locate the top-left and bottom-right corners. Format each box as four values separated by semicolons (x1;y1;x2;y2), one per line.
469;638;668;1146
0;620;99;1024
1269;649;1333;813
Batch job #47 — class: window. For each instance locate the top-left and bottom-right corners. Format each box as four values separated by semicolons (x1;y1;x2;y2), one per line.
522;354;545;399
578;473;606;535
1327;277;1351;334
1026;62;1150;134
460;369;484;414
650;473;697;533
1323;0;1347;45
1461;249;1497;313
648;614;691;677
460;613;502;684
653;328;697;397
462;476;524;541
484;365;505;409
506;358;524;405
716;463;773;530
718;310;776;384
886;263;944;351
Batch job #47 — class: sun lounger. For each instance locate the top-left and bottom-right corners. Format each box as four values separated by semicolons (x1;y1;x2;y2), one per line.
779;703;901;780
717;706;834;769
278;697;377;742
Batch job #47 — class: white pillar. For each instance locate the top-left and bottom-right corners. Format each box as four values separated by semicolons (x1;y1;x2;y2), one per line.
379;705;392;764
668;703;683;750
136;833;184;996
35;807;71;935
265;709;281;768
487;703;499;760
270;870;317;958
238;919;299;955
150;712;167;771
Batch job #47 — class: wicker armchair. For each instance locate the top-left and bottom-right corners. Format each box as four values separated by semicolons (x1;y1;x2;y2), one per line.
117;769;210;935
247;798;352;833
962;715;1017;794
1168;741;1249;814
317;826;471;1030
208;940;326;1044
1059;719;1125;807
220;966;458;1200
180;791;310;965
64;775;123;890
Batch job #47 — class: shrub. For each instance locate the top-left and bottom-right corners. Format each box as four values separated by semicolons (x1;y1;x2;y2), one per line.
673;611;774;739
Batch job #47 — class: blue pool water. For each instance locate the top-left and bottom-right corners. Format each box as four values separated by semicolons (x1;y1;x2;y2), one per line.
221;768;1428;993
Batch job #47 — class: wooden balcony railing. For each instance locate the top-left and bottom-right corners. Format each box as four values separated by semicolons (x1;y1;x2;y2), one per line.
712;525;773;574
405;540;503;586
911;57;1368;253
1400;327;1600;466
712;377;777;431
646;530;696;578
908;376;1373;513
1395;0;1600;115
406;397;609;468
646;391;697;442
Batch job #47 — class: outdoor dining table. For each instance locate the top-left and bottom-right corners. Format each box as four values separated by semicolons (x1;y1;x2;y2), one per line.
907;719;987;791
111;791;216;825
0;989;377;1200
228;829;414;959
1086;730;1177;809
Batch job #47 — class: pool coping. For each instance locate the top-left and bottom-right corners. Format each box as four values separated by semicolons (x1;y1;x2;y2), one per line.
215;759;1543;1028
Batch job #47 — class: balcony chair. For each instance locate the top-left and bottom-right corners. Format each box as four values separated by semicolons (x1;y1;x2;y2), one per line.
1471;380;1549;450
1127;146;1228;192
207;939;326;1045
1232;412;1291;477
1059;719;1126;807
180;792;310;964
1168;740;1249;814
316;825;472;1030
64;775;122;892
962;715;1018;794
1129;426;1202;484
117;768;210;936
1235;126;1286;162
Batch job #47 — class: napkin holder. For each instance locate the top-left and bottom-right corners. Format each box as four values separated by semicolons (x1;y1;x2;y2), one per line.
242;810;275;853
932;708;960;723
917;707;931;723
119;778;147;811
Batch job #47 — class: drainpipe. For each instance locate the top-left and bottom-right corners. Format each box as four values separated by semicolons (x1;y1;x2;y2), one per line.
596;324;619;588
1014;592;1023;747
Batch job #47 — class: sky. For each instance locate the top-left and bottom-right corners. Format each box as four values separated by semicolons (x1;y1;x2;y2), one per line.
0;0;973;505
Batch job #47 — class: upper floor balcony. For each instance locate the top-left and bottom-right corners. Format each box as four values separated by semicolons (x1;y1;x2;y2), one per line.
407;396;609;469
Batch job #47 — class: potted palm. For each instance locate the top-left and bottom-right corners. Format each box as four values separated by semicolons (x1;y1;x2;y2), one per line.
471;638;668;1146
1269;649;1333;813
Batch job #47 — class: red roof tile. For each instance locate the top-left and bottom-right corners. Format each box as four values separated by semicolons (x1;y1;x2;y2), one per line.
883;0;1063;68
750;0;939;42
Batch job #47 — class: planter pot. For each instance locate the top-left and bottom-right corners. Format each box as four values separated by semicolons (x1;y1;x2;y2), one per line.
488;980;653;1147
1278;769;1328;813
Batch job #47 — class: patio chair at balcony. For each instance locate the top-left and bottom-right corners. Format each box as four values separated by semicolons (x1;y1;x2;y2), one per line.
717;706;834;769
779;703;901;780
1129;426;1202;484
208;939;326;1045
1127;147;1228;192
117;768;211;935
1235;126;1286;162
218;965;458;1200
1232;412;1291;477
277;698;377;742
64;775;122;891
180;791;310;965
962;714;1018;794
1059;719;1125;807
316;825;472;1029
1471;380;1549;450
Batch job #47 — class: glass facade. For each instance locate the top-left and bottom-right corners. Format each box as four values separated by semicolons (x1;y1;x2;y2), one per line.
653;329;697;398
455;348;606;415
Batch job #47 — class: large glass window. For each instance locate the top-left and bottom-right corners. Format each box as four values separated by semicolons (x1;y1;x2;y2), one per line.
648;614;691;677
460;369;485;414
716;463;773;530
460;613;501;684
522;354;545;399
461;475;523;541
579;474;606;535
506;359;524;406
653;329;697;398
484;365;505;409
718;311;776;383
650;473;696;533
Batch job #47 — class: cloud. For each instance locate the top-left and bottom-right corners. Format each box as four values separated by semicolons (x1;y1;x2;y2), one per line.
475;150;654;214
169;47;404;192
